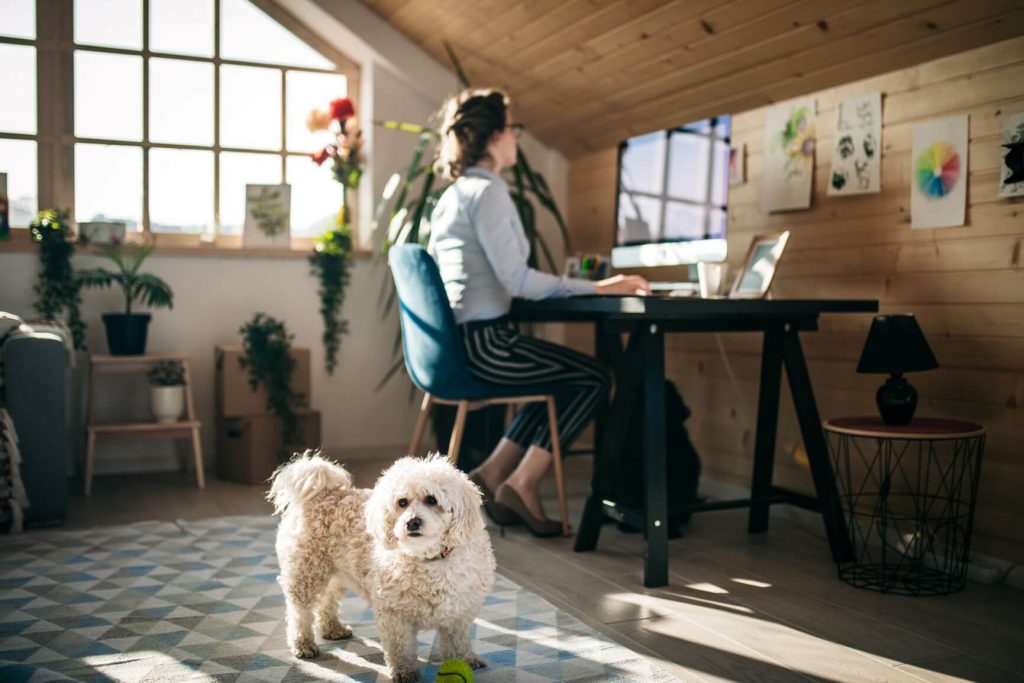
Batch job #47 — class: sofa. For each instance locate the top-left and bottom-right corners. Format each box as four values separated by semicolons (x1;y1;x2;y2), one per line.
1;316;69;526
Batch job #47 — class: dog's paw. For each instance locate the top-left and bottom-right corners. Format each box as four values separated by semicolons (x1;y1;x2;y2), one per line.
464;653;487;669
321;620;353;640
289;637;320;659
391;668;420;683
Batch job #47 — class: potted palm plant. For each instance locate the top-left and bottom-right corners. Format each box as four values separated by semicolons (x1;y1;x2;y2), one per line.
147;360;185;423
77;245;174;355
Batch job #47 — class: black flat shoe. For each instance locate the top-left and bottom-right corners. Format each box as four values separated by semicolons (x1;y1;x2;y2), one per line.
469;471;523;526
494;483;565;538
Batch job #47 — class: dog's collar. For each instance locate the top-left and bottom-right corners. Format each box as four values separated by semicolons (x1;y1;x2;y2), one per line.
425;546;452;562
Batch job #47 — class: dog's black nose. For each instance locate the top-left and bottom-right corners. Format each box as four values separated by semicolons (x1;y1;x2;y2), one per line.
406;517;422;532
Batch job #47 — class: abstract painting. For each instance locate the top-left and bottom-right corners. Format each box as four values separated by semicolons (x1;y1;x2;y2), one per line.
999;111;1024;198
911;115;968;230
762;98;816;212
729;143;746;186
828;92;882;196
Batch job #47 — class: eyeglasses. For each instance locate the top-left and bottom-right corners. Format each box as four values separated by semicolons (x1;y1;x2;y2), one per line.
507;123;525;139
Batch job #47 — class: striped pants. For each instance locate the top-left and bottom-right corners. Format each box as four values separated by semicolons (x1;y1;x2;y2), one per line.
460;319;610;451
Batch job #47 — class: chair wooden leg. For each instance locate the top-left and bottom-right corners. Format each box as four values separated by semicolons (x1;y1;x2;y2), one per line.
84;430;96;496
546;397;570;536
191;427;205;489
447;401;469;467
409;393;433;456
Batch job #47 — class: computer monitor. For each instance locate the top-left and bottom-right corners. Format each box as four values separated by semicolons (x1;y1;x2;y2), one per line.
611;115;731;268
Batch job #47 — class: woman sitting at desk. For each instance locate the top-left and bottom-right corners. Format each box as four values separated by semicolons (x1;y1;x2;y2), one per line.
428;88;650;536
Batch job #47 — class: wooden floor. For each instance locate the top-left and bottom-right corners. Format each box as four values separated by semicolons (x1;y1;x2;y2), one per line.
56;458;1024;683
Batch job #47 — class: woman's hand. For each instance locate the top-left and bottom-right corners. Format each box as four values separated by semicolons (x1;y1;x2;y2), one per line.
593;274;651;296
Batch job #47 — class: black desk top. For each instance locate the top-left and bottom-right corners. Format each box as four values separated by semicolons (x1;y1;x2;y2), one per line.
509;296;879;323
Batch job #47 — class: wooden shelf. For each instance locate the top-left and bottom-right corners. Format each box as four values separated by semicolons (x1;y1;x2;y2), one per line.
85;354;204;495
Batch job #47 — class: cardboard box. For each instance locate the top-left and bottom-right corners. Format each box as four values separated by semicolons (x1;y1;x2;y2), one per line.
216;411;322;485
215;346;311;417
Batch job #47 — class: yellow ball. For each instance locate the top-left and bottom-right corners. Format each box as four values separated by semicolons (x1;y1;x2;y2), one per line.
437;658;474;683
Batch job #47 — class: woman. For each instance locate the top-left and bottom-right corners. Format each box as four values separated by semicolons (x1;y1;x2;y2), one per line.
428;89;650;536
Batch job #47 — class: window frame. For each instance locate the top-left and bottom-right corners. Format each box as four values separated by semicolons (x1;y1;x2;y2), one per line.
0;0;362;255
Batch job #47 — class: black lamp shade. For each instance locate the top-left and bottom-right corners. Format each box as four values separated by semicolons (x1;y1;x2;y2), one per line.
856;314;939;375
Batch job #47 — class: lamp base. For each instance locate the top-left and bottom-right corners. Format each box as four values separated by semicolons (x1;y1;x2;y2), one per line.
877;375;917;425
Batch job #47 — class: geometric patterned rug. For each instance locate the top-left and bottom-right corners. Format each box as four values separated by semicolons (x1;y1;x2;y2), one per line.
0;515;676;682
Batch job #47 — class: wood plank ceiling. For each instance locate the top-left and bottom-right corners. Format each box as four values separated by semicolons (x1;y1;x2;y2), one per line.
356;0;1024;157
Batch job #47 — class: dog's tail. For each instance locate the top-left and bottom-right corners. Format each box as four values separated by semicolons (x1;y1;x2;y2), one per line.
267;449;353;515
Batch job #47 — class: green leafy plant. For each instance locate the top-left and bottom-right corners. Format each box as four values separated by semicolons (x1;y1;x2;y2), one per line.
370;41;572;388
76;244;174;315
238;313;306;449
30;209;86;350
309;227;352;375
147;360;185;386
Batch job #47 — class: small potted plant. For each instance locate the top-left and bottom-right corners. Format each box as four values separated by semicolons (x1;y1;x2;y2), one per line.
77;245;174;355
147;360;185;423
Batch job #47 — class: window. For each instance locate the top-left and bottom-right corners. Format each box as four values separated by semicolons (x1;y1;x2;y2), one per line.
0;0;38;227
1;0;359;247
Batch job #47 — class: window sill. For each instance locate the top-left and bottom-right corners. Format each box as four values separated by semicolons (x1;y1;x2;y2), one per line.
0;228;375;260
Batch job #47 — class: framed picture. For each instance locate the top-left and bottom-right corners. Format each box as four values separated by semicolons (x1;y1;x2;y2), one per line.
78;220;126;245
0;173;9;239
243;184;291;248
729;230;790;299
729;144;746;186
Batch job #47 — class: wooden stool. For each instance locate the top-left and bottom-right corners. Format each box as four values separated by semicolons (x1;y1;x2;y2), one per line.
84;353;204;495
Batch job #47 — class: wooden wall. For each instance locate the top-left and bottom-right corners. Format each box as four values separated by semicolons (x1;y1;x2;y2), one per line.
566;36;1024;562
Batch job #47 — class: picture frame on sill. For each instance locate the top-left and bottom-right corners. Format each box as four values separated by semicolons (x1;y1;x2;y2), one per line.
729;230;790;299
243;184;291;248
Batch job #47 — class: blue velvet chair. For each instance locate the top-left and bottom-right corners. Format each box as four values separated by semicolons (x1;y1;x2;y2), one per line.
388;244;569;534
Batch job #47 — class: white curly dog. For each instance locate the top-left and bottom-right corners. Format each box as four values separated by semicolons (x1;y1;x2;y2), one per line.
268;451;496;683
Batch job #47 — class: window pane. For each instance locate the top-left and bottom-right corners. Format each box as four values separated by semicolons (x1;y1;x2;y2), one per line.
149;148;213;234
710;139;729;207
75;51;142;141
75;143;143;230
220;64;281;150
74;0;142;50
0;45;36;134
286;71;347;153
150;0;213;57
219;152;281;234
0;139;38;227
286;154;340;237
221;0;333;69
0;0;35;39
617;194;661;245
664;201;706;241
620;132;664;196
667;132;710;203
150;58;213;145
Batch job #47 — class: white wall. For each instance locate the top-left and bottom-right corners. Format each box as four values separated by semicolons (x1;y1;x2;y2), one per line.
0;0;570;475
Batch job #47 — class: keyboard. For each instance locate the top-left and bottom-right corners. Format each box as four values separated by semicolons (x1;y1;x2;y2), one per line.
648;281;699;294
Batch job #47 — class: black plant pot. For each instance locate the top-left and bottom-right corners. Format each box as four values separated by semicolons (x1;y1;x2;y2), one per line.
102;313;151;355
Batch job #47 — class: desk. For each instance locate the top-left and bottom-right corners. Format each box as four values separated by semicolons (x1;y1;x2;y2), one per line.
510;296;878;587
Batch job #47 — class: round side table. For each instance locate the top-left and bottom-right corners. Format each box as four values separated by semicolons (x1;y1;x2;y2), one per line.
823;416;985;596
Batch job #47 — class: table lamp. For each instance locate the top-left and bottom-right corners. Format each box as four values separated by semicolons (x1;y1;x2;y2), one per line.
856;314;938;425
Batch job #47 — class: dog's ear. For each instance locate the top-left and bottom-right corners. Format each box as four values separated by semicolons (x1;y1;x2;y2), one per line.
365;485;398;550
444;469;485;548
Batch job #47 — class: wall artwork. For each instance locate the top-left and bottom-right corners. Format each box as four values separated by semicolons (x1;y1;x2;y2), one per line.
911;115;968;230
828;92;882;196
243;184;291;248
762;98;816;212
999;111;1024;198
729;143;746;186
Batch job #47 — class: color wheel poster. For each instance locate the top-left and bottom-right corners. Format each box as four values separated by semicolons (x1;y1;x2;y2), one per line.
911;115;968;229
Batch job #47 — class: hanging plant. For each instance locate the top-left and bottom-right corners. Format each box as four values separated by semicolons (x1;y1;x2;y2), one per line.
238;313;306;448
306;97;363;375
30;209;86;350
308;226;352;375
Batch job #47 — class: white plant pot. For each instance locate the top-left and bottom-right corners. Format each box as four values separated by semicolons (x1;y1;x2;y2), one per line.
150;385;184;424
